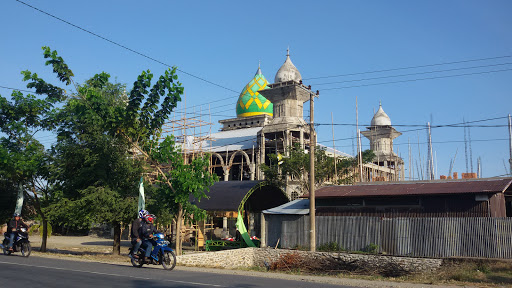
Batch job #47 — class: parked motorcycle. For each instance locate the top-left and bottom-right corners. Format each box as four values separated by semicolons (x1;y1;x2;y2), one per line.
1;228;31;257
129;232;176;270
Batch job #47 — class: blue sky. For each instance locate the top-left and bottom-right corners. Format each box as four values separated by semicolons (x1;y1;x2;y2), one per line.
1;0;511;179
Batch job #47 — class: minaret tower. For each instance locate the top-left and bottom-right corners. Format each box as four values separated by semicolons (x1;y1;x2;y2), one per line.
361;102;404;181
257;49;316;198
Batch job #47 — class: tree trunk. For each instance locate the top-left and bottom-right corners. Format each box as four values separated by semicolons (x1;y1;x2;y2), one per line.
41;219;48;252
113;221;121;255
176;204;183;256
30;184;47;253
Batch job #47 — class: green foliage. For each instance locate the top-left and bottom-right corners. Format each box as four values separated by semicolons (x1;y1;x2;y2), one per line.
123;67;183;150
48;72;142;228
42;46;74;86
0;179;17;224
150;136;219;224
291;244;309;251
29;223;52;238
260;143;375;192
362;243;379;254
318;241;343;252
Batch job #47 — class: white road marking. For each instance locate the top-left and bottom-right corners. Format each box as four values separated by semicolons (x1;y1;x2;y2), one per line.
0;260;226;287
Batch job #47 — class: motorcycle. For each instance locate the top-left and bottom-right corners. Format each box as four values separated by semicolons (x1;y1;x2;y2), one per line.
1;228;31;257
129;232;176;270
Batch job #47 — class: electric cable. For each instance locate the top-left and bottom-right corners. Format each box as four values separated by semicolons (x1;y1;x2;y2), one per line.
303;55;512;80
15;0;239;95
309;62;512;86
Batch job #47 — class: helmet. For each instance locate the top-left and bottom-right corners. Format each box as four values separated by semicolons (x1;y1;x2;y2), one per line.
138;209;148;219
13;213;20;217
145;214;155;223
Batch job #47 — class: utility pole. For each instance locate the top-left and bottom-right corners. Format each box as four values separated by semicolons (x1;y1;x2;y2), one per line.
356;96;363;182
309;90;318;252
331;112;337;183
428;122;434;180
464;118;469;173
508;114;512;176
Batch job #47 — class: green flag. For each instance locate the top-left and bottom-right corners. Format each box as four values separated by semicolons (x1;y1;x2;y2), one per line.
236;212;256;247
138;177;145;212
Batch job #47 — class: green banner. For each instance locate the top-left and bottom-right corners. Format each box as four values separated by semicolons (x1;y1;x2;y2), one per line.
236;212;256;247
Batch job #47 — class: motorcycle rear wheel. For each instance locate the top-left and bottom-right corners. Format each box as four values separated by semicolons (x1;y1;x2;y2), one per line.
130;252;144;268
21;242;31;257
160;251;176;270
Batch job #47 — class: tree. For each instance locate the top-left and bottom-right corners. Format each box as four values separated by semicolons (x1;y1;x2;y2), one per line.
0;90;57;252
260;144;375;193
0;45;73;250
150;136;218;255
47;72;143;254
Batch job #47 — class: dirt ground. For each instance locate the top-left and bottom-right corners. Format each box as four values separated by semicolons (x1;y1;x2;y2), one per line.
31;235;131;254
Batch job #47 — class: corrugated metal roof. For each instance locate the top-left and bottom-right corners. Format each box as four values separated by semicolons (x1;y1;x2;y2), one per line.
262;199;310;215
203;127;261;152
305;178;512;198
199;127;352;157
317;143;352;158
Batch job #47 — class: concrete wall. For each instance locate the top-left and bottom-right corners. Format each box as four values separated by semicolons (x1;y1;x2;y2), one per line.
176;248;442;273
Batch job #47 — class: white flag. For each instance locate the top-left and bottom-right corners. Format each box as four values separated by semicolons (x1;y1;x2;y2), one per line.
15;184;24;215
138;177;145;212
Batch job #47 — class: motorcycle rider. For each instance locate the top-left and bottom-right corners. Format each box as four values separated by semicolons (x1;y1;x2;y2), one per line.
6;213;28;251
139;214;158;263
130;209;148;259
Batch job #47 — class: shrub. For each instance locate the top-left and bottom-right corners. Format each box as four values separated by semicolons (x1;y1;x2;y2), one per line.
362;243;379;254
318;241;343;252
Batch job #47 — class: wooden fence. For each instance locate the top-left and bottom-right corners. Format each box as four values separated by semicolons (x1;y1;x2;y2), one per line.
264;215;512;259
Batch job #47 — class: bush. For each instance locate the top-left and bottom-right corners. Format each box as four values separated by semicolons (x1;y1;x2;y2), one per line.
29;223;52;238
362;243;379;254
318;241;343;252
291;244;309;251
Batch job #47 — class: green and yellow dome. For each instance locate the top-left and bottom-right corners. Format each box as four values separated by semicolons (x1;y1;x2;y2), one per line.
236;66;273;118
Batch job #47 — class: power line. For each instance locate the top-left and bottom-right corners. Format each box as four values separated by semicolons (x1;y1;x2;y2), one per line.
310;62;512;86
15;0;239;95
0;85;34;93
9;0;512;119
316;116;508;128
316;116;509;144
303;55;512;80
320;68;512;91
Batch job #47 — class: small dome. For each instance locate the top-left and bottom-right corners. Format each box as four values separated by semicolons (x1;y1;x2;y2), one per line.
274;49;302;83
371;104;391;126
236;66;273;118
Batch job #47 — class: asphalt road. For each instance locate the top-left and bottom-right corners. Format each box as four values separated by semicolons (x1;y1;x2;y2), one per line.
0;254;358;288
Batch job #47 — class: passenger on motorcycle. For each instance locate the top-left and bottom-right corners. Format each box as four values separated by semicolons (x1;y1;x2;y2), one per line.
139;214;158;263
6;213;28;251
130;209;148;259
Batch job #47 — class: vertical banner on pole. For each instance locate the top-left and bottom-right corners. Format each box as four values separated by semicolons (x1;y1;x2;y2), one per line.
15;183;24;215
138;177;145;212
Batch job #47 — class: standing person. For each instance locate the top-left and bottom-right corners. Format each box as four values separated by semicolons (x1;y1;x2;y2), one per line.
139;214;158;263
130;209;148;258
6;213;28;251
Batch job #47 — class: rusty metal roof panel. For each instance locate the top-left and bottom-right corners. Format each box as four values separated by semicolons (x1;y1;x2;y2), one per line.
307;178;512;198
